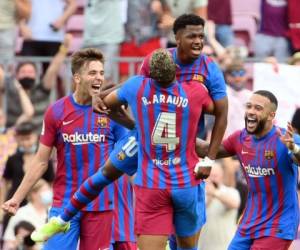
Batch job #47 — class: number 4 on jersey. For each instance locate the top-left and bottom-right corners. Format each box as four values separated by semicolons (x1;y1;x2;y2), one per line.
151;112;179;151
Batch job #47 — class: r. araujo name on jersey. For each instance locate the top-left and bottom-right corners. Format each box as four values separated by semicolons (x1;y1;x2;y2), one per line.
62;132;106;145
141;94;188;108
243;163;275;177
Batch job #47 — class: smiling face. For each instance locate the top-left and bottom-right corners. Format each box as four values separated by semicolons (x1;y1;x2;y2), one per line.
175;25;204;63
74;60;104;98
244;94;276;136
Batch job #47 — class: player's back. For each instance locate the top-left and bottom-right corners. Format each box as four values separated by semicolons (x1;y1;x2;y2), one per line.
117;75;212;189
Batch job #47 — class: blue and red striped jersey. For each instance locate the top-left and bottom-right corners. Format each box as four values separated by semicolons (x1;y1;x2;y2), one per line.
140;48;227;101
40;95;126;211
223;126;300;240
117;76;212;189
112;176;135;242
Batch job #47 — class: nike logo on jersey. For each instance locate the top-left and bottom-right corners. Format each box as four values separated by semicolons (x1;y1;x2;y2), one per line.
62;120;74;126
241;150;250;155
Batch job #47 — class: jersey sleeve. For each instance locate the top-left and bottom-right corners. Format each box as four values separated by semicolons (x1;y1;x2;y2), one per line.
117;75;144;105
206;61;227;101
222;130;242;155
39;105;59;147
201;85;213;110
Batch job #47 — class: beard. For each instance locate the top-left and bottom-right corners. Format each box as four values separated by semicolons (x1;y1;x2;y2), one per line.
245;116;267;135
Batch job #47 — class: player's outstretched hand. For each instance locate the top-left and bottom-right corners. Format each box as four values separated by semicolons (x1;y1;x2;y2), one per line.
194;156;215;180
279;122;295;151
92;94;109;114
2;198;20;216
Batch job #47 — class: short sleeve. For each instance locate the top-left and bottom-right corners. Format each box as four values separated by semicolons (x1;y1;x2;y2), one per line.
206;61;227;101
39;105;59;147
117;75;144;104
222;130;242;155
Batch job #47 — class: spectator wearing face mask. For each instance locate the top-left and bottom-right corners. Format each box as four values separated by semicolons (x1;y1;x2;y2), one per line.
224;59;252;137
1;122;54;236
3;34;72;133
3;180;51;250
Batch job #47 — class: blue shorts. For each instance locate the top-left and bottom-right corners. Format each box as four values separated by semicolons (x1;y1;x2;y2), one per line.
110;129;138;176
135;182;206;237
43;207;81;250
43;207;113;250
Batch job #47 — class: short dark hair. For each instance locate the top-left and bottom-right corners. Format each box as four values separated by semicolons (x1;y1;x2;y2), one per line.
292;108;300;133
16;62;37;74
149;49;176;85
71;48;104;75
15;121;35;135
173;14;205;35
254;90;278;110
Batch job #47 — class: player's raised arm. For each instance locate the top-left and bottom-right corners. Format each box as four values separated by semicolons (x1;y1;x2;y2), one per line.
279;122;300;164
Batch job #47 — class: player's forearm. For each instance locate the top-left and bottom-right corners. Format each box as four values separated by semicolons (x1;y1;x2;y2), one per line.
195;138;232;159
207;98;228;159
108;110;135;130
12;158;48;203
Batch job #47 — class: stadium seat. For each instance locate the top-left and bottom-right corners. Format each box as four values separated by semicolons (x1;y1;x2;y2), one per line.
231;0;260;19
232;14;258;53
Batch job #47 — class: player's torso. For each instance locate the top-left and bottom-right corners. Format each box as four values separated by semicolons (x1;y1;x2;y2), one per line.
236;128;299;239
52;96;116;210
132;79;207;189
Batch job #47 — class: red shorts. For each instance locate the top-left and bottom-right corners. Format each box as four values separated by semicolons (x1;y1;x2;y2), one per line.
251;237;292;250
119;38;161;75
79;210;113;250
112;241;137;250
134;186;174;235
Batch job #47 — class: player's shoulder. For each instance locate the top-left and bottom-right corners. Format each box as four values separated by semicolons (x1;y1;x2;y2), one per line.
46;95;70;119
229;129;249;142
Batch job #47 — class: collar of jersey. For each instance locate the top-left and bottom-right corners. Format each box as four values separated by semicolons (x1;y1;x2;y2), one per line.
252;126;276;142
70;94;91;109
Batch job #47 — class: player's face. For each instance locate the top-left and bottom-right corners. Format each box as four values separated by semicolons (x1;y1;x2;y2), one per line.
176;25;204;60
244;94;274;135
76;60;104;97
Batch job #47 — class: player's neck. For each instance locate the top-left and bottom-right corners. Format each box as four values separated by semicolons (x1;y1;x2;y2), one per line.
177;49;197;64
254;122;273;139
73;92;92;106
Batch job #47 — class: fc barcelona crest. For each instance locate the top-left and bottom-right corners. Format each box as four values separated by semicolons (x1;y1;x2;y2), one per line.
117;151;126;161
192;74;204;83
97;117;108;128
264;150;274;160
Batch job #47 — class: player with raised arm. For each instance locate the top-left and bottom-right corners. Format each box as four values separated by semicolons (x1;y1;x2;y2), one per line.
28;49;214;250
2;48;129;250
196;90;300;250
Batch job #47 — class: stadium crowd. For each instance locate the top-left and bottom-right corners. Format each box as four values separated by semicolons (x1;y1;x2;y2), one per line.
0;0;300;250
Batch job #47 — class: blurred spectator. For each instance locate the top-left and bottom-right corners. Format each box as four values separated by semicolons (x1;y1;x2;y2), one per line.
224;59;252;137
207;0;234;47
0;0;31;65
119;0;163;81
1;121;54;235
287;0;300;51
158;0;207;48
254;0;291;61
19;0;76;59
291;108;300;134
82;0;126;82
3;180;50;250
6;221;37;250
198;162;240;250
4;34;72;132
288;51;300;66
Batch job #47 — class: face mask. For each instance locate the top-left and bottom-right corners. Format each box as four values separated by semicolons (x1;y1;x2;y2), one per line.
19;144;37;154
18;77;35;90
40;190;53;206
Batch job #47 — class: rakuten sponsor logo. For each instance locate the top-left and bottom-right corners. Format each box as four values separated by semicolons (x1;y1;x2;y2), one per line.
62;132;105;145
244;164;275;177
